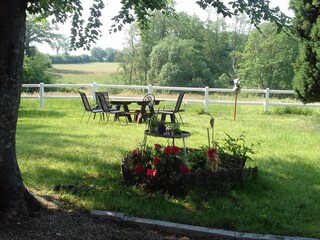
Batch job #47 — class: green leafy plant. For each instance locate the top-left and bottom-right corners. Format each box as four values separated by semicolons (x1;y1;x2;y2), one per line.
215;132;258;169
148;114;166;134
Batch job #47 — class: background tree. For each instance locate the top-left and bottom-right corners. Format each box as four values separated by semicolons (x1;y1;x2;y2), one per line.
90;47;107;62
238;23;299;89
0;0;293;222
22;50;56;91
117;25;140;84
291;0;320;103
148;37;213;86
105;48;118;62
25;15;55;56
50;34;71;55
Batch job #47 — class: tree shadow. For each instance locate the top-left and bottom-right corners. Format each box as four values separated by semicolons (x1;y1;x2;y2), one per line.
53;69;94;75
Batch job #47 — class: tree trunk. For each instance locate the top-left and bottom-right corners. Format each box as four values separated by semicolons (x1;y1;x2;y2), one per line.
0;0;41;222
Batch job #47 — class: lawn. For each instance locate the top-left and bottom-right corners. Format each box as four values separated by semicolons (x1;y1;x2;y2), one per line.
17;97;320;238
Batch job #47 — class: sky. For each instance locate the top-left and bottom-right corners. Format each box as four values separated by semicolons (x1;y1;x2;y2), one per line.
36;0;292;55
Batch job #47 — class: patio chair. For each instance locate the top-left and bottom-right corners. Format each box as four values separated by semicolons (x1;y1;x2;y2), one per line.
96;92;129;124
158;92;185;124
79;91;103;123
135;94;156;124
95;91;117;110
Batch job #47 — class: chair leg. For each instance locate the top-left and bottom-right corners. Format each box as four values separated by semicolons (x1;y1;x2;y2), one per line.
136;113;142;124
80;111;86;123
170;114;176;123
161;113;166;122
87;112;92;124
177;112;184;124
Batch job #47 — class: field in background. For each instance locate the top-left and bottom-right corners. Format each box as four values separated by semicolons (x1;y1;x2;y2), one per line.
52;62;122;84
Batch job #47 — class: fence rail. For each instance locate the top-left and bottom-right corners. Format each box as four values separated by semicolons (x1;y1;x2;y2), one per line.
21;83;320;112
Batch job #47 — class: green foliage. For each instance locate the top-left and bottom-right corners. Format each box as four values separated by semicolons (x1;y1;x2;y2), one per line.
49;54;94;64
90;47;107;62
215;133;258;169
238;23;299;89
274;106;314;116
25;14;55;56
148;37;213;86
22;51;56;91
291;0;320;103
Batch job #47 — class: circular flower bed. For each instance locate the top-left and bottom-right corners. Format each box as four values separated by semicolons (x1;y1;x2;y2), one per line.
121;141;258;195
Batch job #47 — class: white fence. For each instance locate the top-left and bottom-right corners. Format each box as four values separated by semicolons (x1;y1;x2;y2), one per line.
21;83;320;112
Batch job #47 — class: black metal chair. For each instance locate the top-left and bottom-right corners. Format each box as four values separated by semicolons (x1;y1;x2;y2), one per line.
96;92;129;124
79;91;103;123
158;92;185;124
94;91;117;110
135;94;156;124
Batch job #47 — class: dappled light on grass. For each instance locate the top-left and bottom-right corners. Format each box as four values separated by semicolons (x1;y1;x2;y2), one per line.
16;98;320;238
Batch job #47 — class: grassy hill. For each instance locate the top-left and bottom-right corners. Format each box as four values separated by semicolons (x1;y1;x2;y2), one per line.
52;62;122;84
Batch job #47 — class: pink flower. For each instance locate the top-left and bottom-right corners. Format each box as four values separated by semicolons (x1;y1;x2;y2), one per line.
180;165;190;174
147;168;157;177
153;156;161;165
133;164;144;174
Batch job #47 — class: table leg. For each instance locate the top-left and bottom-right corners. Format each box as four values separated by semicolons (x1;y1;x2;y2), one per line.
122;104;132;122
182;137;187;161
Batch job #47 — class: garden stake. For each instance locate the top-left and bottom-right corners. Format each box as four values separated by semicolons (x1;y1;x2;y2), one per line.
233;78;241;121
210;116;215;145
207;128;210;149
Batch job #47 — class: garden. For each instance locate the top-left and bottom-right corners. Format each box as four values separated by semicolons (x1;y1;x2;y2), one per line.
17;97;320;238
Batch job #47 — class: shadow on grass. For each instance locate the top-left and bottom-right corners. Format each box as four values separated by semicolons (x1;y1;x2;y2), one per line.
18;121;320;237
18;109;67;118
52;68;94;75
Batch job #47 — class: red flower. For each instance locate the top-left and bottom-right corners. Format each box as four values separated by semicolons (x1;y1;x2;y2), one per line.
133;164;144;174
153;156;161;165
207;148;218;160
171;146;180;154
154;144;161;150
147;168;157;177
164;146;180;154
180;165;190;174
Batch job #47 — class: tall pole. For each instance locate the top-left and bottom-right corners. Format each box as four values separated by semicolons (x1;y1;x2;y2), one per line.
233;78;241;121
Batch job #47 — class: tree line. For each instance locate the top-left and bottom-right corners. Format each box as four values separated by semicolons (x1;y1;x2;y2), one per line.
24;11;299;91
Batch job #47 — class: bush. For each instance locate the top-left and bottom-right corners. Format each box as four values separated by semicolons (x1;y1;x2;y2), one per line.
22;51;57;92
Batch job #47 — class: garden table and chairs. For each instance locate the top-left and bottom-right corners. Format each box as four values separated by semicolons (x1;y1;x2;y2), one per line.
110;96;161;123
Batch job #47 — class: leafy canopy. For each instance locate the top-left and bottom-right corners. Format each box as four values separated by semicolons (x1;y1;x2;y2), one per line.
26;0;291;51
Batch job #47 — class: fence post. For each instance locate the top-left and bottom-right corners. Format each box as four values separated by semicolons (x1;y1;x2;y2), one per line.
204;86;209;111
264;88;270;112
40;82;44;109
148;84;153;94
92;82;97;101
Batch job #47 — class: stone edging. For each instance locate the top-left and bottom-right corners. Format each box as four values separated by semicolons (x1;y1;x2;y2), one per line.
90;210;319;240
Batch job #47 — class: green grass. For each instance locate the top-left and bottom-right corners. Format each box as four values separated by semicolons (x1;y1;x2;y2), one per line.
17;97;320;238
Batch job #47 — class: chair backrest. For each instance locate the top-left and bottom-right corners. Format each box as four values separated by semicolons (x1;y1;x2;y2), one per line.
173;92;185;113
95;92;110;108
96;92;111;112
143;94;155;115
79;91;92;111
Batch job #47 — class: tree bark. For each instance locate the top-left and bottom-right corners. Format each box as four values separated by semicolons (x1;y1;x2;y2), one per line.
0;0;41;222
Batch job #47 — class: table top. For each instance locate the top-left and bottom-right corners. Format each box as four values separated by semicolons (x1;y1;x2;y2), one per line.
110;99;161;105
144;130;191;139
